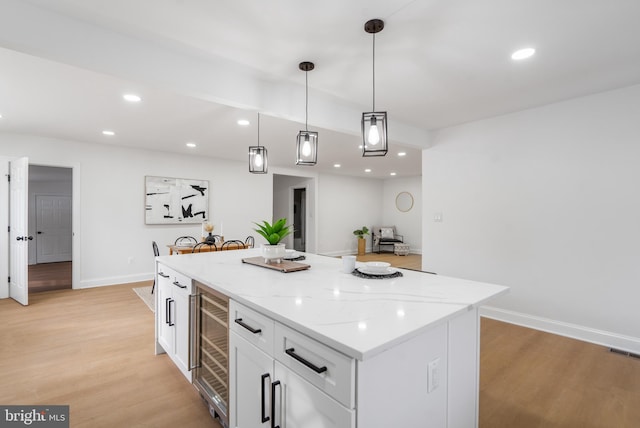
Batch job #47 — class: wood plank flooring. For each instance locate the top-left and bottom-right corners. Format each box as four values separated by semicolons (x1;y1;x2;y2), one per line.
2;272;639;427
29;261;72;293
0;282;221;428
480;317;640;427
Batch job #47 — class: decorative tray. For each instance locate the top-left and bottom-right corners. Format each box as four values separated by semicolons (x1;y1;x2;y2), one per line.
352;267;403;279
242;256;310;273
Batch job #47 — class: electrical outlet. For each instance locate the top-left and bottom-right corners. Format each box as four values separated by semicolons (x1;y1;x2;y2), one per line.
433;212;443;222
427;358;440;393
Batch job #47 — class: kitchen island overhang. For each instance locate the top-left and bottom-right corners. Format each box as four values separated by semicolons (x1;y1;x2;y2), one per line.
155;248;508;361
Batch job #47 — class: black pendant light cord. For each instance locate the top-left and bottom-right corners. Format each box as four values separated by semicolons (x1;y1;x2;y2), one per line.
257;113;260;147
372;32;376;112
305;70;309;132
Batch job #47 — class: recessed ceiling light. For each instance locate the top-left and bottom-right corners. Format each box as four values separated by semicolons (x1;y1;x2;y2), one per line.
364;169;372;173
237;119;250;126
123;93;142;102
390;172;397;176
511;48;535;60
0;113;3;119
358;145;363;149
102;130;115;136
186;142;197;148
397;152;406;157
334;164;341;168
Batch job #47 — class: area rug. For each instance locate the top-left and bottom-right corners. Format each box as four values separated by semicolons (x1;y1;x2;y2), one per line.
133;286;155;313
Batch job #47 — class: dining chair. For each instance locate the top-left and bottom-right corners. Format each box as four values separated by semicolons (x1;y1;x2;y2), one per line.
175;236;198;246
221;240;245;251
192;242;218;253
151;241;159;294
244;235;255;248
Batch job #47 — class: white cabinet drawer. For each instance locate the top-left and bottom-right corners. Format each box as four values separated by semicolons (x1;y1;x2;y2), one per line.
274;323;355;408
229;301;274;356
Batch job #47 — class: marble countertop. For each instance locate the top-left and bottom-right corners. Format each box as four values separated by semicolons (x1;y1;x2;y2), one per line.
156;249;508;360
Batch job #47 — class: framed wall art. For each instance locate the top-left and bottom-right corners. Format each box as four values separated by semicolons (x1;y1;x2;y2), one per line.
145;176;209;224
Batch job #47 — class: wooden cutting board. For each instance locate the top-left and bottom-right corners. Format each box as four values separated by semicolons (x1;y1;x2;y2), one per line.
241;256;310;273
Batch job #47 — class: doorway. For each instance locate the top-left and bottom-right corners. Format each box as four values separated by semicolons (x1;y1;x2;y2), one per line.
293;188;306;252
28;165;73;293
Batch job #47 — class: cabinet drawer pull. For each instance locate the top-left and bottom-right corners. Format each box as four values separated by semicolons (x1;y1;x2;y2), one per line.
261;373;270;423
271;380;281;428
234;318;262;334
165;298;171;324
285;348;328;374
173;280;187;289
158;272;169;278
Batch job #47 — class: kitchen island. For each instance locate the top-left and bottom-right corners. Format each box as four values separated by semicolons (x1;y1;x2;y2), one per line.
155;249;508;428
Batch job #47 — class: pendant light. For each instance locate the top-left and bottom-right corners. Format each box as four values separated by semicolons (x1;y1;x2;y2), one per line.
362;19;388;157
248;113;268;173
296;61;318;165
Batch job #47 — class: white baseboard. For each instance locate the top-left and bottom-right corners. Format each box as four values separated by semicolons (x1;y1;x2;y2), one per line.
77;273;153;289
480;306;640;354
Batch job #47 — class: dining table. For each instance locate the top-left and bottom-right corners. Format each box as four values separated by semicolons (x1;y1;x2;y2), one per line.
167;241;246;255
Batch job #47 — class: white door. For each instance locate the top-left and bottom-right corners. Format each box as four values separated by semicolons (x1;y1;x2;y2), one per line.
9;157;29;305
35;195;72;263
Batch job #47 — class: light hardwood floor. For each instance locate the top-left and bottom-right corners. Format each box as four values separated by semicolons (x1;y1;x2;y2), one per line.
29;261;72;293
0;282;222;428
2;270;639;427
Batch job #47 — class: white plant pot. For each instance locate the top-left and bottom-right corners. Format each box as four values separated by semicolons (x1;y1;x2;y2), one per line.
261;243;286;263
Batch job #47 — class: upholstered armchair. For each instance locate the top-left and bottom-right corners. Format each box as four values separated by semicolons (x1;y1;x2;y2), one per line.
371;226;404;253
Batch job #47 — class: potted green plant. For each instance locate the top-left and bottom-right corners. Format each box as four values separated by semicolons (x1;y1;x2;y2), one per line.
353;226;369;255
254;218;293;262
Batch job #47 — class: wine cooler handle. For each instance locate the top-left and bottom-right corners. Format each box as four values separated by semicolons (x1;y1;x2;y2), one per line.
234;318;262;334
285;348;327;373
271;380;281;428
188;294;199;371
261;373;270;423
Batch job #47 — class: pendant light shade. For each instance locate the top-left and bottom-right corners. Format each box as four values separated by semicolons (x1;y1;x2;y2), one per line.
362;19;388;157
249;113;268;173
296;61;318;165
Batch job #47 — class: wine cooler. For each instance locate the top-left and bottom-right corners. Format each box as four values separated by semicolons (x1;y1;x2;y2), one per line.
191;281;229;428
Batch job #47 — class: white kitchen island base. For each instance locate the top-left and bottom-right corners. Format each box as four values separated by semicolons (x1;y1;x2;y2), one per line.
155;249;507;428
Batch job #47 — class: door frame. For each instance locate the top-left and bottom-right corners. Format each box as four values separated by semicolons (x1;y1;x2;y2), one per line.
1;159;81;298
291;187;307;252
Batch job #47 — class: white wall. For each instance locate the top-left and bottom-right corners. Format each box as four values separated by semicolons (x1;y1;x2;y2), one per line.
422;84;640;352
383;176;422;253
0;133;272;290
317;174;383;255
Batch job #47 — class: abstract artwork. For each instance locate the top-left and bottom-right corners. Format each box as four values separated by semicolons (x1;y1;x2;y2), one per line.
145;176;209;224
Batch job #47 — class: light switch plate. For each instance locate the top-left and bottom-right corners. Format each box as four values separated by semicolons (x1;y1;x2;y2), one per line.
427;358;440;393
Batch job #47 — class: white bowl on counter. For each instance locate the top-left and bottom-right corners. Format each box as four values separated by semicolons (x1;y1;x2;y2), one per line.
364;261;391;274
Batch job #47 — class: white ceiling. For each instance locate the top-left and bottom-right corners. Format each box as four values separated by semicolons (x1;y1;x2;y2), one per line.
2;0;640;178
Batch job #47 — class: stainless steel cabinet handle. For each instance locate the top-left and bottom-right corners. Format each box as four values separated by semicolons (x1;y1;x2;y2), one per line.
234;318;262;334
285;348;328;373
261;373;270;423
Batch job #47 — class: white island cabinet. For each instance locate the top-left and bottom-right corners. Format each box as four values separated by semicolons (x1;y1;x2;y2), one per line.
155;263;192;381
154;249;508;428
